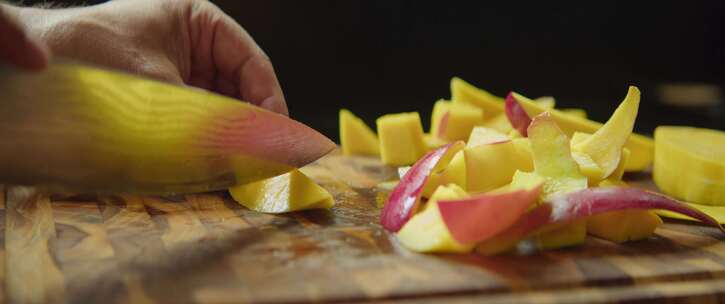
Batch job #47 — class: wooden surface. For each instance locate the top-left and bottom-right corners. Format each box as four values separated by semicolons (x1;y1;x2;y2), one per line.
2;151;725;304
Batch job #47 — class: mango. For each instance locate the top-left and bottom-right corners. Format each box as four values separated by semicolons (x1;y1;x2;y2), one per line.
229;169;334;213
397;184;474;253
482;113;513;134
339;109;380;156
509;88;653;172
450;77;505;119
430;100;485;141
532;220;587;250
571;86;640;178
422;150;466;197
466;127;509;148
654;126;725;206
376;112;427;166
424;133;448;150
561;108;588;119
465;141;533;193
587;210;662;243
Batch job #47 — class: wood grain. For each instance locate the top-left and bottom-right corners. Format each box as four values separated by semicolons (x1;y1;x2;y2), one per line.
1;151;725;303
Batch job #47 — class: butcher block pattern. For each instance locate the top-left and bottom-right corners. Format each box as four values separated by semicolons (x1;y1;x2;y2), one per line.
2;151;725;303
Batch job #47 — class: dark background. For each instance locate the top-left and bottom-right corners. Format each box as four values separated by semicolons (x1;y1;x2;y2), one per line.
25;1;725;140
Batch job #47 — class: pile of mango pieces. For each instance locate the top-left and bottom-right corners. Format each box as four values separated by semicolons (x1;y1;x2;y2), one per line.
339;78;725;254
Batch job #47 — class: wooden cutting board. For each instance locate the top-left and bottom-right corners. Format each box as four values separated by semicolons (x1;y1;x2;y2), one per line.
2;150;725;304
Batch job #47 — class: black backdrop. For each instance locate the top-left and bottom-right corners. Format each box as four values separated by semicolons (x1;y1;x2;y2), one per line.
21;1;725;140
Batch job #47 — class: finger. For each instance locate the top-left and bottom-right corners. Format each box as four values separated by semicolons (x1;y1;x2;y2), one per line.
195;3;288;115
0;5;49;70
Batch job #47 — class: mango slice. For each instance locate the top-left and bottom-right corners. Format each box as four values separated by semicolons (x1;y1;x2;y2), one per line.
430;100;485;141
482;113;514;134
397;184;474;253
424;133;448;150
532;220;587;250
587;210;662;243
509;88;653;172
654;126;725;206
376;112;427;166
571;86;640;178
561;108;588;119
450;77;505;119
465;141;533;193
339;109;380;156
527;113;588;199
657;203;725;224
466;127;510;148
229;169;334;213
422;150;467;197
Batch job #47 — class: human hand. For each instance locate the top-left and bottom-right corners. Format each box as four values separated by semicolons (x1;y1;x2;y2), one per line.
6;0;287;115
0;4;48;70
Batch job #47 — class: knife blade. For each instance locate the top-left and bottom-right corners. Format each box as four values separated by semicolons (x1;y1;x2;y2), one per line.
0;62;335;194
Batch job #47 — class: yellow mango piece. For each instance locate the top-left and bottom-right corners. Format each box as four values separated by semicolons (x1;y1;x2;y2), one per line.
397;184;474;253
424;133;448;150
657;203;725;224
229;169;334;213
532;220;587;250
466;127;509;148
561;108;588;119
376;112;427;166
465;141;533;193
509;170;546;193
571;151;604;185
571;86;640;178
422;150;466;197
534;96;556;109
587;210;662;243
528;113;588;199
510;89;653;172
450;77;505;119
511;138;534;166
482;113;514;134
654;126;725;206
430;100;485;141
339;109;380;156
607;148;630;182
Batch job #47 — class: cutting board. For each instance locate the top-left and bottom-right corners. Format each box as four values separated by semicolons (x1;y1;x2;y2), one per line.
2;150;725;304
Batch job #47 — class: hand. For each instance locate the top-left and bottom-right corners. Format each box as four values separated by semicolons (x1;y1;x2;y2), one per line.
5;0;288;115
0;4;48;70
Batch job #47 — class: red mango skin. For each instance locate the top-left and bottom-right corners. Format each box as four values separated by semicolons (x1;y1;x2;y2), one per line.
505;92;532;137
381;142;462;232
438;185;542;243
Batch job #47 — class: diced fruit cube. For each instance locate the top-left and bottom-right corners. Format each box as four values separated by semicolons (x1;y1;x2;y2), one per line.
424;133;448;150
532;220;587;250
561;108;588;119
482;113;513;134
587;210;662;243
450;77;505;117
229;169;334;213
466;127;509;148
376;112;427;166
430;100;485;141
339;109;380;156
465;140;533;193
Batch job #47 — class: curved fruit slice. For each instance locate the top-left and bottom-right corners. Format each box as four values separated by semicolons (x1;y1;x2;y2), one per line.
465;140;533;193
654;126;725;206
422;150;467;197
482;113;514;134
466;127;510;148
477;187;725;255
505;92;533;137
430;100;485;141
507;88;653;172
657;203;725;224
377;112;428;166
381;142;464;232
424;133;448;150
0;63;335;194
571;86;640;178
561;108;588;119
397;184;474;253
339;109;380;156
438;184;542;243
450;77;505;118
229;169;334;213
587;210;662;243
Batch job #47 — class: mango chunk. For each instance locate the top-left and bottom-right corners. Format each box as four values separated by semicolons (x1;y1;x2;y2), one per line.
509;89;653;172
422;150;467;197
450;77;505;118
657;202;725;224
376;112;427;166
430;100;485;141
229;169;334;213
466;127;509;148
397;184;474;253
465;141;533;193
654;126;725;206
424;133;448;150
482;113;514;134
571;86;640;178
532;220;587;250
561;108;588;119
587;210;662;243
339;109;380;156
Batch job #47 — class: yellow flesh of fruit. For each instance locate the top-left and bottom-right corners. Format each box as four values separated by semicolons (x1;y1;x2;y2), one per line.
229;169;334;213
376;112;427;166
339;109;380;156
430;100;485;142
587;210;662;243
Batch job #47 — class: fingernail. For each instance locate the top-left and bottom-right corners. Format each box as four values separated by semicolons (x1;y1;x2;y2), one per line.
261;96;289;116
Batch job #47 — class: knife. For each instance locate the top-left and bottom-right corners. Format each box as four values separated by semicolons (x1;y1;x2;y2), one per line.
0;62;335;194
